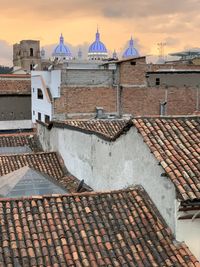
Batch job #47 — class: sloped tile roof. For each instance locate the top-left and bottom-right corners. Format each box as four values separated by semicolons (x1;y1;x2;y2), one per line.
0;79;31;95
0;132;42;152
0;152;64;179
0;152;91;193
0;186;199;266
133;116;200;201
51;119;133;141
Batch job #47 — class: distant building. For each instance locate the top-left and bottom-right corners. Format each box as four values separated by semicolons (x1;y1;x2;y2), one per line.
88;29;108;60
0;74;32;130
52;33;73;61
13;40;41;73
123;37;139;58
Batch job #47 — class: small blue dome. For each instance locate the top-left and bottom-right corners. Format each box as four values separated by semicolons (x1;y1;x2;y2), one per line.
52;34;72;58
88;30;107;54
123;37;139;58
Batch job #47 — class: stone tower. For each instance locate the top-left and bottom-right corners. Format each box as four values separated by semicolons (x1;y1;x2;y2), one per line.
13;40;42;72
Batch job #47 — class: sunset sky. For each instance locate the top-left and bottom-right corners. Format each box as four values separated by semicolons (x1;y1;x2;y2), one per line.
1;0;200;65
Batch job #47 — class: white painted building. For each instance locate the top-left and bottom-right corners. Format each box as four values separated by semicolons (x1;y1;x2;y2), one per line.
31;70;61;123
37;117;200;261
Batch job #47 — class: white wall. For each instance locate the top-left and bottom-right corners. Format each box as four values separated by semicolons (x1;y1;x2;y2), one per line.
38;124;176;232
177;217;200;261
31;70;61;123
31;76;52;123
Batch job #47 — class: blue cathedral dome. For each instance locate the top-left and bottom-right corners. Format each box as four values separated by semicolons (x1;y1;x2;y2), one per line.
123;37;139;58
88;29;108;60
52;34;72;59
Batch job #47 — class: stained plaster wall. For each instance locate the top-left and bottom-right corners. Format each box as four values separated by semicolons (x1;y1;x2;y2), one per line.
38;123;176;232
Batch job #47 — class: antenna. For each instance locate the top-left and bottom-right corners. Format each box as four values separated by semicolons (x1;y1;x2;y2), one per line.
157;42;166;60
48;65;53;71
32;64;38;70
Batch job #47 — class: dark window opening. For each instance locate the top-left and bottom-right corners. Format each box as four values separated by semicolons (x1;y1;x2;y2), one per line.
30;48;33;57
131;61;136;65
30;64;33;71
37;89;43;99
45;115;50;123
38;112;41;121
156;78;160;86
33;110;35;116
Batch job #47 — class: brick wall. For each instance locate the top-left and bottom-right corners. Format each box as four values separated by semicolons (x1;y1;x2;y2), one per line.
54;86;116;115
53;85;198;117
122;86;198;116
119;57;147;85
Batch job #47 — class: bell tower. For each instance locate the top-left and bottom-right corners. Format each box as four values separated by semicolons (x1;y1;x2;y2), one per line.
13;40;42;72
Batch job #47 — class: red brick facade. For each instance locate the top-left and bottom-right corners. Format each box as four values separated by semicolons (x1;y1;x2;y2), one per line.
54;86;116;115
54;85;198;117
119;57;147;85
53;58;200;117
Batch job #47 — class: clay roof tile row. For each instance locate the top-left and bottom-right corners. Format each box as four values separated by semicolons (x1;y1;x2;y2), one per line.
0;186;199;266
133;116;200;201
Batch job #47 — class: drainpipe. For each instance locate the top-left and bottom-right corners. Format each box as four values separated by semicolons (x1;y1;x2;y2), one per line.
196;86;199;111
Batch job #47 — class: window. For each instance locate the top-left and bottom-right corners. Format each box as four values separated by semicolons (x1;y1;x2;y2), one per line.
130;61;136;65
156;78;160;86
32;88;34;93
30;64;33;71
37;89;43;99
30;48;33;57
38;112;41;121
45;115;50;123
33;110;35;116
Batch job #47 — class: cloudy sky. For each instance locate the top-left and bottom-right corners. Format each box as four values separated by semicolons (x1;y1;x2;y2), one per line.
1;0;200;65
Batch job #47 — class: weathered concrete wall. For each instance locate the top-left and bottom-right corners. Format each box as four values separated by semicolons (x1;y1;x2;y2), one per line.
0;120;32;130
61;69;114;86
0;95;31;120
177;218;200;261
147;72;200;87
37;123;176;232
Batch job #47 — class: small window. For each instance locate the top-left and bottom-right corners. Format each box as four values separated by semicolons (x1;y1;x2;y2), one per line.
131;61;136;65
156;78;160;86
37;89;43;99
38;112;41;121
33;110;35;116
30;48;33;57
32;88;34;93
30;64;33;71
45;115;50;123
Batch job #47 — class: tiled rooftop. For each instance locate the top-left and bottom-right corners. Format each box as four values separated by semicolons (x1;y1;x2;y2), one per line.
133;116;200;201
0;152;64;179
0;79;31;95
52;119;132;141
0;151;91;194
0;132;42;152
0;186;198;266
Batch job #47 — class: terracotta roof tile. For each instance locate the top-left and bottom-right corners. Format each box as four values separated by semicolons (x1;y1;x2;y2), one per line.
0;186;199;266
48;119;133;141
133;116;200;201
0;152;91;193
0;132;42;152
